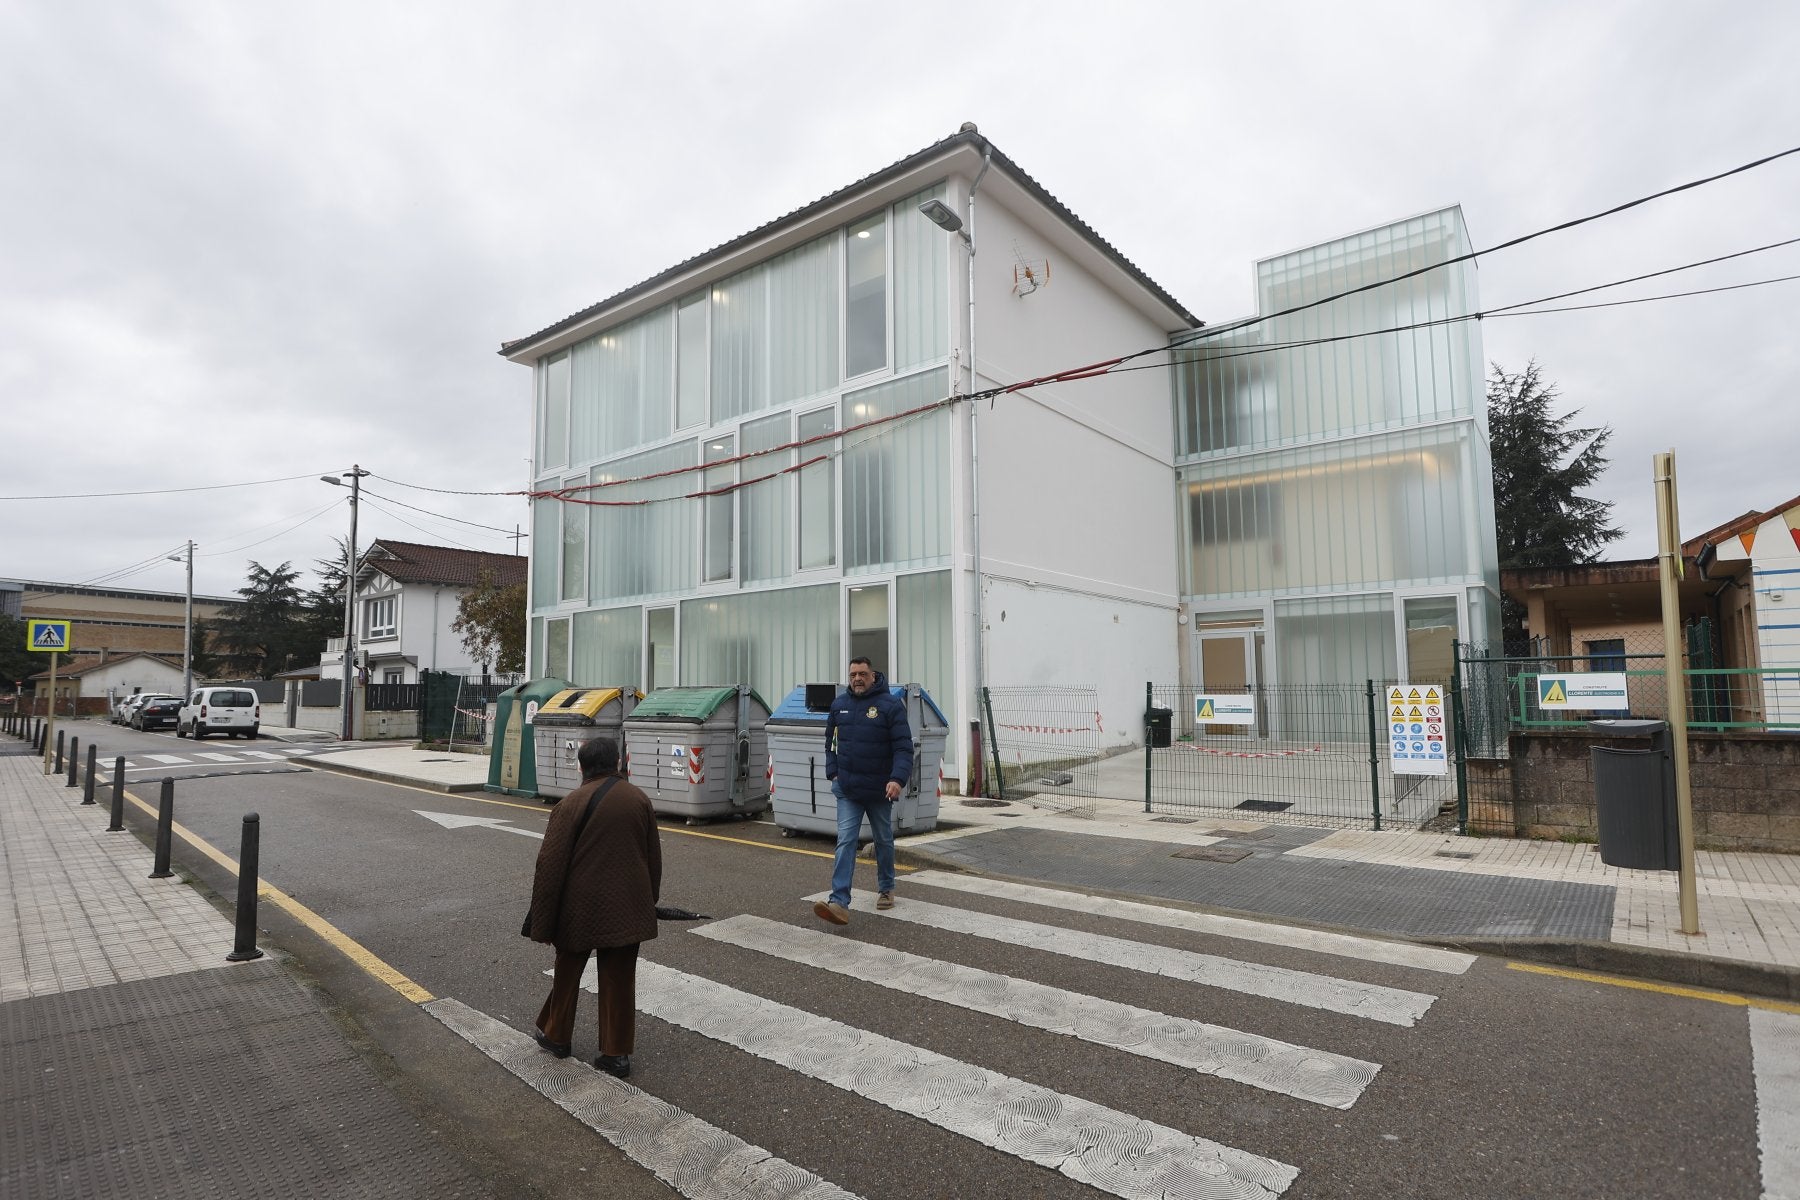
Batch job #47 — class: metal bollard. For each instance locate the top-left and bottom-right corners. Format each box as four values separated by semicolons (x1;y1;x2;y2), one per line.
108;757;126;831
149;778;175;879
82;744;98;804
67;735;80;787
55;729;65;774
226;814;265;962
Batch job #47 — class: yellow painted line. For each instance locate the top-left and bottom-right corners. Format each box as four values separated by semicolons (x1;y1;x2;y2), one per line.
123;789;434;1004
1507;960;1800;1014
658;821;917;871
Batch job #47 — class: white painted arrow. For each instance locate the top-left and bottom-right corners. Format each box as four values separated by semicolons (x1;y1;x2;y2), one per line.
414;810;544;840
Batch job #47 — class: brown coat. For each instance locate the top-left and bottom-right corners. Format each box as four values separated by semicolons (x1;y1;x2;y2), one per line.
528;772;662;951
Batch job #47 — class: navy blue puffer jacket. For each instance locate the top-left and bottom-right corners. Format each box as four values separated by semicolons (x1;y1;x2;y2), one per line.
824;672;914;804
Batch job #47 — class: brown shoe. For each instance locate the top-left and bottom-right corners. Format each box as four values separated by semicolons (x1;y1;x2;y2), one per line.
877;891;894;910
813;900;850;926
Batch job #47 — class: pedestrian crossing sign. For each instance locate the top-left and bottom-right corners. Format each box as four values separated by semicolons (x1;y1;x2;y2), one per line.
27;619;70;652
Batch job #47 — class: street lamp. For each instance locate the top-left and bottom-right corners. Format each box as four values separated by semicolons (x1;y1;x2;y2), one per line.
165;541;194;697
321;465;369;740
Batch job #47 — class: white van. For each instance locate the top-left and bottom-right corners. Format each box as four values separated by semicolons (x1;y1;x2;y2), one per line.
177;687;261;740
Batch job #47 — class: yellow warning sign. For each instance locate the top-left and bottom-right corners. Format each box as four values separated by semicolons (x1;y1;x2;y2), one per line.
1541;680;1567;704
1408;688;1423;701
1391;706;1405;719
1409;706;1424;719
1424;688;1441;703
1198;700;1216;720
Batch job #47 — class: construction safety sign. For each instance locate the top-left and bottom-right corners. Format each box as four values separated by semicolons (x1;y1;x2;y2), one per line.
1386;683;1447;776
1194;694;1256;726
1536;673;1629;711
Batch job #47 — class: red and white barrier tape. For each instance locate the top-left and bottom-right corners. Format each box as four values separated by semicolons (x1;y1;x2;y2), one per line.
1174;744;1325;759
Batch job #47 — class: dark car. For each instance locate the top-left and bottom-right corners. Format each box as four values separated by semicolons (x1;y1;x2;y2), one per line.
133;697;184;731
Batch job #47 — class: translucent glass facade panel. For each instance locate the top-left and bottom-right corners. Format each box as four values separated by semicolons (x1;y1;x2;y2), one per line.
588;440;697;602
767;235;839;406
1274;592;1397;690
846;214;887;378
569;307;673;464
703;434;735;584
680;584;839;704
740;411;791;583
560;475;586;603
711;265;767;422
677;294;707;430
530;616;545;677
893;185;949;371
1182;424;1480;598
544;616;571;681
797;407;837;570
537;354;569;472
571;605;642;688
531;491;559;611
895;570;954;763
1174;209;1480;457
843;369;950;572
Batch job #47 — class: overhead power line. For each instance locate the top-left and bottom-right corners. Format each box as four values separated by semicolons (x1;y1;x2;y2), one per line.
0;470;337;502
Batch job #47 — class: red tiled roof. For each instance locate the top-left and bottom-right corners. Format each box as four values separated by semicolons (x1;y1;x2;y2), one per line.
360;540;528;588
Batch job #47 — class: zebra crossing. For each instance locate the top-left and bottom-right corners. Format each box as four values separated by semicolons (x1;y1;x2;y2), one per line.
433;870;1476;1199
122;746;324;771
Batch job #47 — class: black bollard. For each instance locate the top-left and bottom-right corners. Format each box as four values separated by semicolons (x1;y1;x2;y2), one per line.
66;735;80;787
150;778;175;879
55;729;65;773
108;757;126;831
82;744;98;804
227;813;265;962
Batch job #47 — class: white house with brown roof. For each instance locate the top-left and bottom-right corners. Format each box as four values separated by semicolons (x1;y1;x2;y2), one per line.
318;540;527;685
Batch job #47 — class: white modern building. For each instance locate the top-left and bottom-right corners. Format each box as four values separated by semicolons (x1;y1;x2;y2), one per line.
504;126;1498;784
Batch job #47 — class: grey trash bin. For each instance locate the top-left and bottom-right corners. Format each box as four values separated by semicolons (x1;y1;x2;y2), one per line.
624;685;771;822
768;682;950;839
1589;719;1678;870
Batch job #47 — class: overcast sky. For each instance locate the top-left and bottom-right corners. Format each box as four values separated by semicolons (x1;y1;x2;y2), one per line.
3;1;1796;601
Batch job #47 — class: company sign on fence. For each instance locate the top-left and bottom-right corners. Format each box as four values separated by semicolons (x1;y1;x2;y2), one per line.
1387;683;1447;776
1535;673;1630;711
1193;694;1256;726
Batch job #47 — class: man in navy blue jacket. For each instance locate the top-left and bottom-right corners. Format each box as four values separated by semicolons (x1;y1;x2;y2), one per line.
814;657;913;926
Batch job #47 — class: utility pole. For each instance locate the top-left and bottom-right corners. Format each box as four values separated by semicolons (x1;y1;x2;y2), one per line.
167;541;194;697
1654;450;1700;935
322;465;370;741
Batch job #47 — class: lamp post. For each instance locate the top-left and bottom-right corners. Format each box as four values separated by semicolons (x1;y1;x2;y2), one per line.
166;541;193;698
920;130;992;791
321;466;369;740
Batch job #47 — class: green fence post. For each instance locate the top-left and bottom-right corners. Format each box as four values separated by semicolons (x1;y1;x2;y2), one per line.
1143;681;1153;814
981;686;1005;802
1365;680;1382;832
1450;668;1470;836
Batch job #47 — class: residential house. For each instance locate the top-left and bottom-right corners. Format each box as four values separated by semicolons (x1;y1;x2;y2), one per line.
319;540;528;685
502;125;1500;784
26;651;185;716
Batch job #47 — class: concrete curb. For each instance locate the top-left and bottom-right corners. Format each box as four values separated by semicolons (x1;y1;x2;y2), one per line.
304;756;487;794
891;842;1800;1004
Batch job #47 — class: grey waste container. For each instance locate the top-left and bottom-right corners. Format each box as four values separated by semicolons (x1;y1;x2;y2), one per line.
532;686;642;800
1589;719;1677;870
768;682;950;839
624;685;771;822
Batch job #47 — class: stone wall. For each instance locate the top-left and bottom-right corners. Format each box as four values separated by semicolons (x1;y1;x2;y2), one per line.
1468;729;1800;852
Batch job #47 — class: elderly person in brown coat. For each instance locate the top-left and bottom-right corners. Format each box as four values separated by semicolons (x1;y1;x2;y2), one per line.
527;737;661;1079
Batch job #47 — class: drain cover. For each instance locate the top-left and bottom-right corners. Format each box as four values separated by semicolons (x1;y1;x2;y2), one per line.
1434;849;1477;860
1151;816;1198;824
1234;799;1293;813
959;799;1009;808
1171;846;1252;864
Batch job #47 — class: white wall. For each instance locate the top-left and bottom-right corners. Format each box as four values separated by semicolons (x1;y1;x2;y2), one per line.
358;576;481;682
93;658;185;702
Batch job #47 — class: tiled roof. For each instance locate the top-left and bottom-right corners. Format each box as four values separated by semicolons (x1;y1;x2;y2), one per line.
28;651;181;681
500;124;1200;358
360;541;528;589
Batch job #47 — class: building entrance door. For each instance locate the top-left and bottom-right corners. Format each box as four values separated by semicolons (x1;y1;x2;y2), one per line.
1195;628;1265;738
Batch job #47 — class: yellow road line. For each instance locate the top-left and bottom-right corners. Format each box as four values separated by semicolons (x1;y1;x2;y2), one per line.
658;821;917;870
123;789;434;1004
1507;960;1800;1014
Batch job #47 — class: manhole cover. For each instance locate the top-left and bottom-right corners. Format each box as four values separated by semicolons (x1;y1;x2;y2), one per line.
959;799;1009;808
1434;850;1477;860
1234;799;1293;813
1035;772;1075;786
1151;816;1198;824
1171;846;1253;864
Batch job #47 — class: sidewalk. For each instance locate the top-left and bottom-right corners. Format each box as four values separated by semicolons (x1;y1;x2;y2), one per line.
0;739;492;1198
273;742;1800;998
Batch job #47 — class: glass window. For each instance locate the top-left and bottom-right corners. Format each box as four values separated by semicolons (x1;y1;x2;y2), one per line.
846;214;887;378
711;268;767;421
740;412;791;583
364;595;396;639
544;617;571;681
561;476;586;603
1404;596;1460;683
531;489;559;611
679;583;839;705
848;582;889;676
842;369;950;571
677;293;707;429
571;606;642;688
539;354;569;471
893;186;949;371
647;607;677;691
797;407;837;569
768;235;839;404
588;440;698;602
1586;638;1627;673
703;435;736;583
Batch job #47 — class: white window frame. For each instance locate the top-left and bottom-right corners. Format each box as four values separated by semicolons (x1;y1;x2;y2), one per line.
843;576;896;674
793;401;840;577
699;431;738;588
842;208;894;385
674;292;710;432
364;594;398;640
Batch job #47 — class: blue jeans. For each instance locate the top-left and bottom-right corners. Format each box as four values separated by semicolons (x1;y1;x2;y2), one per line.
829;781;895;907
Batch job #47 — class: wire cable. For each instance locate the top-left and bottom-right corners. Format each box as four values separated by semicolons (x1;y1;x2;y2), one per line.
358;489;520;536
356;495;485;551
197;498;346;558
0;470;338;502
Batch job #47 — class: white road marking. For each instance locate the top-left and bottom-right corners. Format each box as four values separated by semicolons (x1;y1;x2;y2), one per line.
241;750;288;760
695;915;1378;1109
810;890;1437;1027
424;998;861;1200
1751;1007;1800;1200
146;754;189;764
907;870;1475;975
617;961;1298;1199
195;752;240;762
414;810;544;839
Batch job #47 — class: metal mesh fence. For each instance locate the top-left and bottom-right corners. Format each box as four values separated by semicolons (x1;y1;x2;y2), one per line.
1146;683;1452;830
979;686;1100;817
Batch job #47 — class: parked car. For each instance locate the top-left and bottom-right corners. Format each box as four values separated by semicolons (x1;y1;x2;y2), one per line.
177;687;261;740
112;694;140;724
132;696;185;732
117;693;170;726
